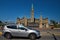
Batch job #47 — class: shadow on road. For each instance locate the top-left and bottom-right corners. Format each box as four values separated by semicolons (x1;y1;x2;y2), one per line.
52;34;57;40
5;36;41;40
47;32;57;40
12;37;29;39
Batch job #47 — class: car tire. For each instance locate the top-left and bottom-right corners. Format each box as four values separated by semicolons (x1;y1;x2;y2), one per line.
29;34;36;40
4;33;12;39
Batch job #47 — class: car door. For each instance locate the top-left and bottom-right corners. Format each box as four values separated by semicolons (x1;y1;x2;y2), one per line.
18;27;28;37
7;25;19;36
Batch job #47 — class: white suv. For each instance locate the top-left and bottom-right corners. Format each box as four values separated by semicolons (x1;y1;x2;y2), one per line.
3;24;40;40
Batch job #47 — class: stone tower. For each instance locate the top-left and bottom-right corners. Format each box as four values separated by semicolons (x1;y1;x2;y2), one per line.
16;17;21;24
39;16;42;28
24;16;27;26
31;4;34;22
45;18;49;28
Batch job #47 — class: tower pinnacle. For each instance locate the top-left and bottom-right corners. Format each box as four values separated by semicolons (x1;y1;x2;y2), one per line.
32;3;33;10
31;3;34;22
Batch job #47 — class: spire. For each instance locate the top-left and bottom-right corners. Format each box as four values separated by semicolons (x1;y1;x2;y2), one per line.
31;3;34;22
32;3;33;10
40;15;42;19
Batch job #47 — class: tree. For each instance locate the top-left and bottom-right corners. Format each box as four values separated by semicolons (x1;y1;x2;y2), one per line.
0;21;2;23
0;21;4;26
57;24;60;28
50;20;57;28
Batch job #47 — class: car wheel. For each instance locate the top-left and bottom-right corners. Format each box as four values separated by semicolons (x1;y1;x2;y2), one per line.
29;34;36;40
4;33;12;39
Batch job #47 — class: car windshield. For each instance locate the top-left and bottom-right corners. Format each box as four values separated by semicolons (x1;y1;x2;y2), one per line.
17;24;24;27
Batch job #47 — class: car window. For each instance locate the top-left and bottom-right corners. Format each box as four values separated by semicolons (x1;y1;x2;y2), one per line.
7;26;17;29
18;27;26;30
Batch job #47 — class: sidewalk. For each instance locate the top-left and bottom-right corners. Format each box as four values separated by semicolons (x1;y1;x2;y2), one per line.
40;32;51;36
54;33;60;36
48;31;60;36
54;28;60;29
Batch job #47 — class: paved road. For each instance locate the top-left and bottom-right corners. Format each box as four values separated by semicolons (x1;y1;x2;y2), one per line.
0;29;60;40
0;34;60;40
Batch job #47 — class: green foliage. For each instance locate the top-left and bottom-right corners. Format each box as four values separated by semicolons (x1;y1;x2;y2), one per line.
0;21;2;23
50;20;57;28
0;21;4;26
57;24;60;28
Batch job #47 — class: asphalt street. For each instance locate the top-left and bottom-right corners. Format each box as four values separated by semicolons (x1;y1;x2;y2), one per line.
0;34;60;40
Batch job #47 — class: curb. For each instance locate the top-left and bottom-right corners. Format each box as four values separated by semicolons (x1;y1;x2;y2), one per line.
54;33;60;36
48;31;60;36
54;28;60;29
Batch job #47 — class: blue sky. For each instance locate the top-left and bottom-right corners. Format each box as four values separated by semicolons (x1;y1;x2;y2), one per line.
0;0;60;22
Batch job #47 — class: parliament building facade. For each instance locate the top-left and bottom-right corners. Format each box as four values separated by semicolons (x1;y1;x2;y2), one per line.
16;4;49;28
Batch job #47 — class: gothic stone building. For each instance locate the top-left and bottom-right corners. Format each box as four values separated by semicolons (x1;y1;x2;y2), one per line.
16;4;49;28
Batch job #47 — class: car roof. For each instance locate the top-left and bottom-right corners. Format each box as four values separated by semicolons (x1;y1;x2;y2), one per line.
5;24;17;26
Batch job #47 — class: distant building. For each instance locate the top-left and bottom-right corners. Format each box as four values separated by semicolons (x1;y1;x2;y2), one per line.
16;4;49;28
3;21;16;25
58;22;60;24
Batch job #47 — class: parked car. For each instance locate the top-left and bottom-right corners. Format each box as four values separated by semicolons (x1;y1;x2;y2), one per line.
2;24;41;40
